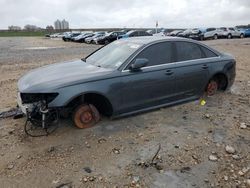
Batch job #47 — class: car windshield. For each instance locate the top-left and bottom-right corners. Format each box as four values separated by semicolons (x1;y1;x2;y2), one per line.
85;40;143;69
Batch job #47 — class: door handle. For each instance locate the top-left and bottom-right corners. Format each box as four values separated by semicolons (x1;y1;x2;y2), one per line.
202;64;208;69
165;70;173;75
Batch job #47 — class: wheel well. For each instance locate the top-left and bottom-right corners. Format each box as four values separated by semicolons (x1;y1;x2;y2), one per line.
66;93;113;116
210;73;228;90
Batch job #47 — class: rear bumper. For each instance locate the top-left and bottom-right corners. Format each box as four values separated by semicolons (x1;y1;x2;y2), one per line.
226;62;236;89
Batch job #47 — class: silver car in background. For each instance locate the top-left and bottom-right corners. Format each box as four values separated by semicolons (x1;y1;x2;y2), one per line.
203;28;220;40
218;27;245;39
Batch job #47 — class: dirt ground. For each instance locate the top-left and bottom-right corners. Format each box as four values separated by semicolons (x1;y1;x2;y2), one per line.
0;37;249;188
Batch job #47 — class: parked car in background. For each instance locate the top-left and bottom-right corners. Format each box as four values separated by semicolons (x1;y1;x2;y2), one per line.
218;27;244;39
241;28;250;37
62;32;81;41
167;30;183;36
146;29;165;35
50;33;66;38
72;33;94;43
177;29;193;38
189;28;206;40
85;33;106;44
203;28;220;40
118;30;152;39
95;31;125;45
17;37;236;129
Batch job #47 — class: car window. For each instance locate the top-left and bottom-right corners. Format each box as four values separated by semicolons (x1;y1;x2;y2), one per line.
132;42;173;67
86;40;143;69
138;31;144;36
200;46;218;58
130;31;138;37
207;28;215;32
175;42;203;61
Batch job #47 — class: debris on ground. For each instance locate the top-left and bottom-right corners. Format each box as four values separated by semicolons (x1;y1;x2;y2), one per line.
239;122;247;129
83;167;92;173
7;163;14;170
56;182;72;188
209;155;218;162
0;108;23;119
112;148;120;154
81;176;96;183
225;145;236;154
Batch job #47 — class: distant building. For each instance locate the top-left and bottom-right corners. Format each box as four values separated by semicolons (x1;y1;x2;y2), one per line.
8;25;21;31
62;19;69;29
54;19;61;30
54;19;69;30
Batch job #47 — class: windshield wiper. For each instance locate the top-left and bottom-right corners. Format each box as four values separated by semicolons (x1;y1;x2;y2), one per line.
81;57;86;62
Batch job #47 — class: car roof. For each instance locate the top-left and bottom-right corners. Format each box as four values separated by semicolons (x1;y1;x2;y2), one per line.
119;36;198;45
119;36;221;56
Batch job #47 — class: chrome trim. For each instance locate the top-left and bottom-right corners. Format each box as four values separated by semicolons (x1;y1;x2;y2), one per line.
121;56;221;73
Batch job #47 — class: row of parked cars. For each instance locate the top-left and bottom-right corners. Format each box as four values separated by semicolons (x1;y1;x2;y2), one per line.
168;27;250;40
46;27;250;45
61;30;155;44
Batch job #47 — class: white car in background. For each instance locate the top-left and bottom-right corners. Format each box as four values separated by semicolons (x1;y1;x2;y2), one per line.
218;27;244;39
203;28;220;40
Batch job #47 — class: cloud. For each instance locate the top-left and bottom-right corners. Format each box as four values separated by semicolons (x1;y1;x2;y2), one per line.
0;0;249;29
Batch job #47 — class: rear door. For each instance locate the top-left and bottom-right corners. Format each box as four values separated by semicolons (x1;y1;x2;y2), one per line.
173;41;214;99
204;28;215;38
119;42;177;113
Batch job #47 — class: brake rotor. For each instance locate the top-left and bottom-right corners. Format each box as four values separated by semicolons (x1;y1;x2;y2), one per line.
73;104;100;129
206;80;218;96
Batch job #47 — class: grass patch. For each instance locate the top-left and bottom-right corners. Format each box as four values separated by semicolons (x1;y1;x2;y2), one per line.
0;31;51;37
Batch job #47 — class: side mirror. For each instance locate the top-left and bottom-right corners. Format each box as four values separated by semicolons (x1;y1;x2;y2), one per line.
129;58;148;71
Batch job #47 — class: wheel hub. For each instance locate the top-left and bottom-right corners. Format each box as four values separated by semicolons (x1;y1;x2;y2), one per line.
207;81;218;96
80;111;93;123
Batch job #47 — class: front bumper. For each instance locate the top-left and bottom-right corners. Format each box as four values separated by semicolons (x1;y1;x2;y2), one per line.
17;92;27;114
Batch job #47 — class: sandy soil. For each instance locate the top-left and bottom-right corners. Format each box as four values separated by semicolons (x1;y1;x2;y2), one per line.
0;37;249;188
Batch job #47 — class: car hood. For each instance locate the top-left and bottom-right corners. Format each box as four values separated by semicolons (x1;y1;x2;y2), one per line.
18;60;114;92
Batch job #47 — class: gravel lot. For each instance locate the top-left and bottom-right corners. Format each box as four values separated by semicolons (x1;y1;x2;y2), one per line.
0;37;249;188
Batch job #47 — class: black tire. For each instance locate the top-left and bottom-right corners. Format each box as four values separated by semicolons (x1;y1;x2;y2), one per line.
240;33;244;38
228;34;232;39
104;40;109;45
213;34;218;40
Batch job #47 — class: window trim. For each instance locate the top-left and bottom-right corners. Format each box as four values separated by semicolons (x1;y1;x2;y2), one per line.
122;56;221;73
121;40;220;73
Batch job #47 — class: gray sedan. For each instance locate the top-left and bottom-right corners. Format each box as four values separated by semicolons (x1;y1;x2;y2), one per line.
18;37;236;129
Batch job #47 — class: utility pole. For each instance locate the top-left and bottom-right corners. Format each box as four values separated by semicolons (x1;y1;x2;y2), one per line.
155;21;158;34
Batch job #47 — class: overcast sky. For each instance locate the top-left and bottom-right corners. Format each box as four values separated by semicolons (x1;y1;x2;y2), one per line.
0;0;249;29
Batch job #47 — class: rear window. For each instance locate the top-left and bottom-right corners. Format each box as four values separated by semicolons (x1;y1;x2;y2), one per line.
200;46;218;58
175;42;203;61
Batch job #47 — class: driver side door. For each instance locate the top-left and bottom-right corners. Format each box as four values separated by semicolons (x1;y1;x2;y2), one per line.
119;42;177;114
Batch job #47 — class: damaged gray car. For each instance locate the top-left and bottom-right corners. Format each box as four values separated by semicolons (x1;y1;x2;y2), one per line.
17;37;236;130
